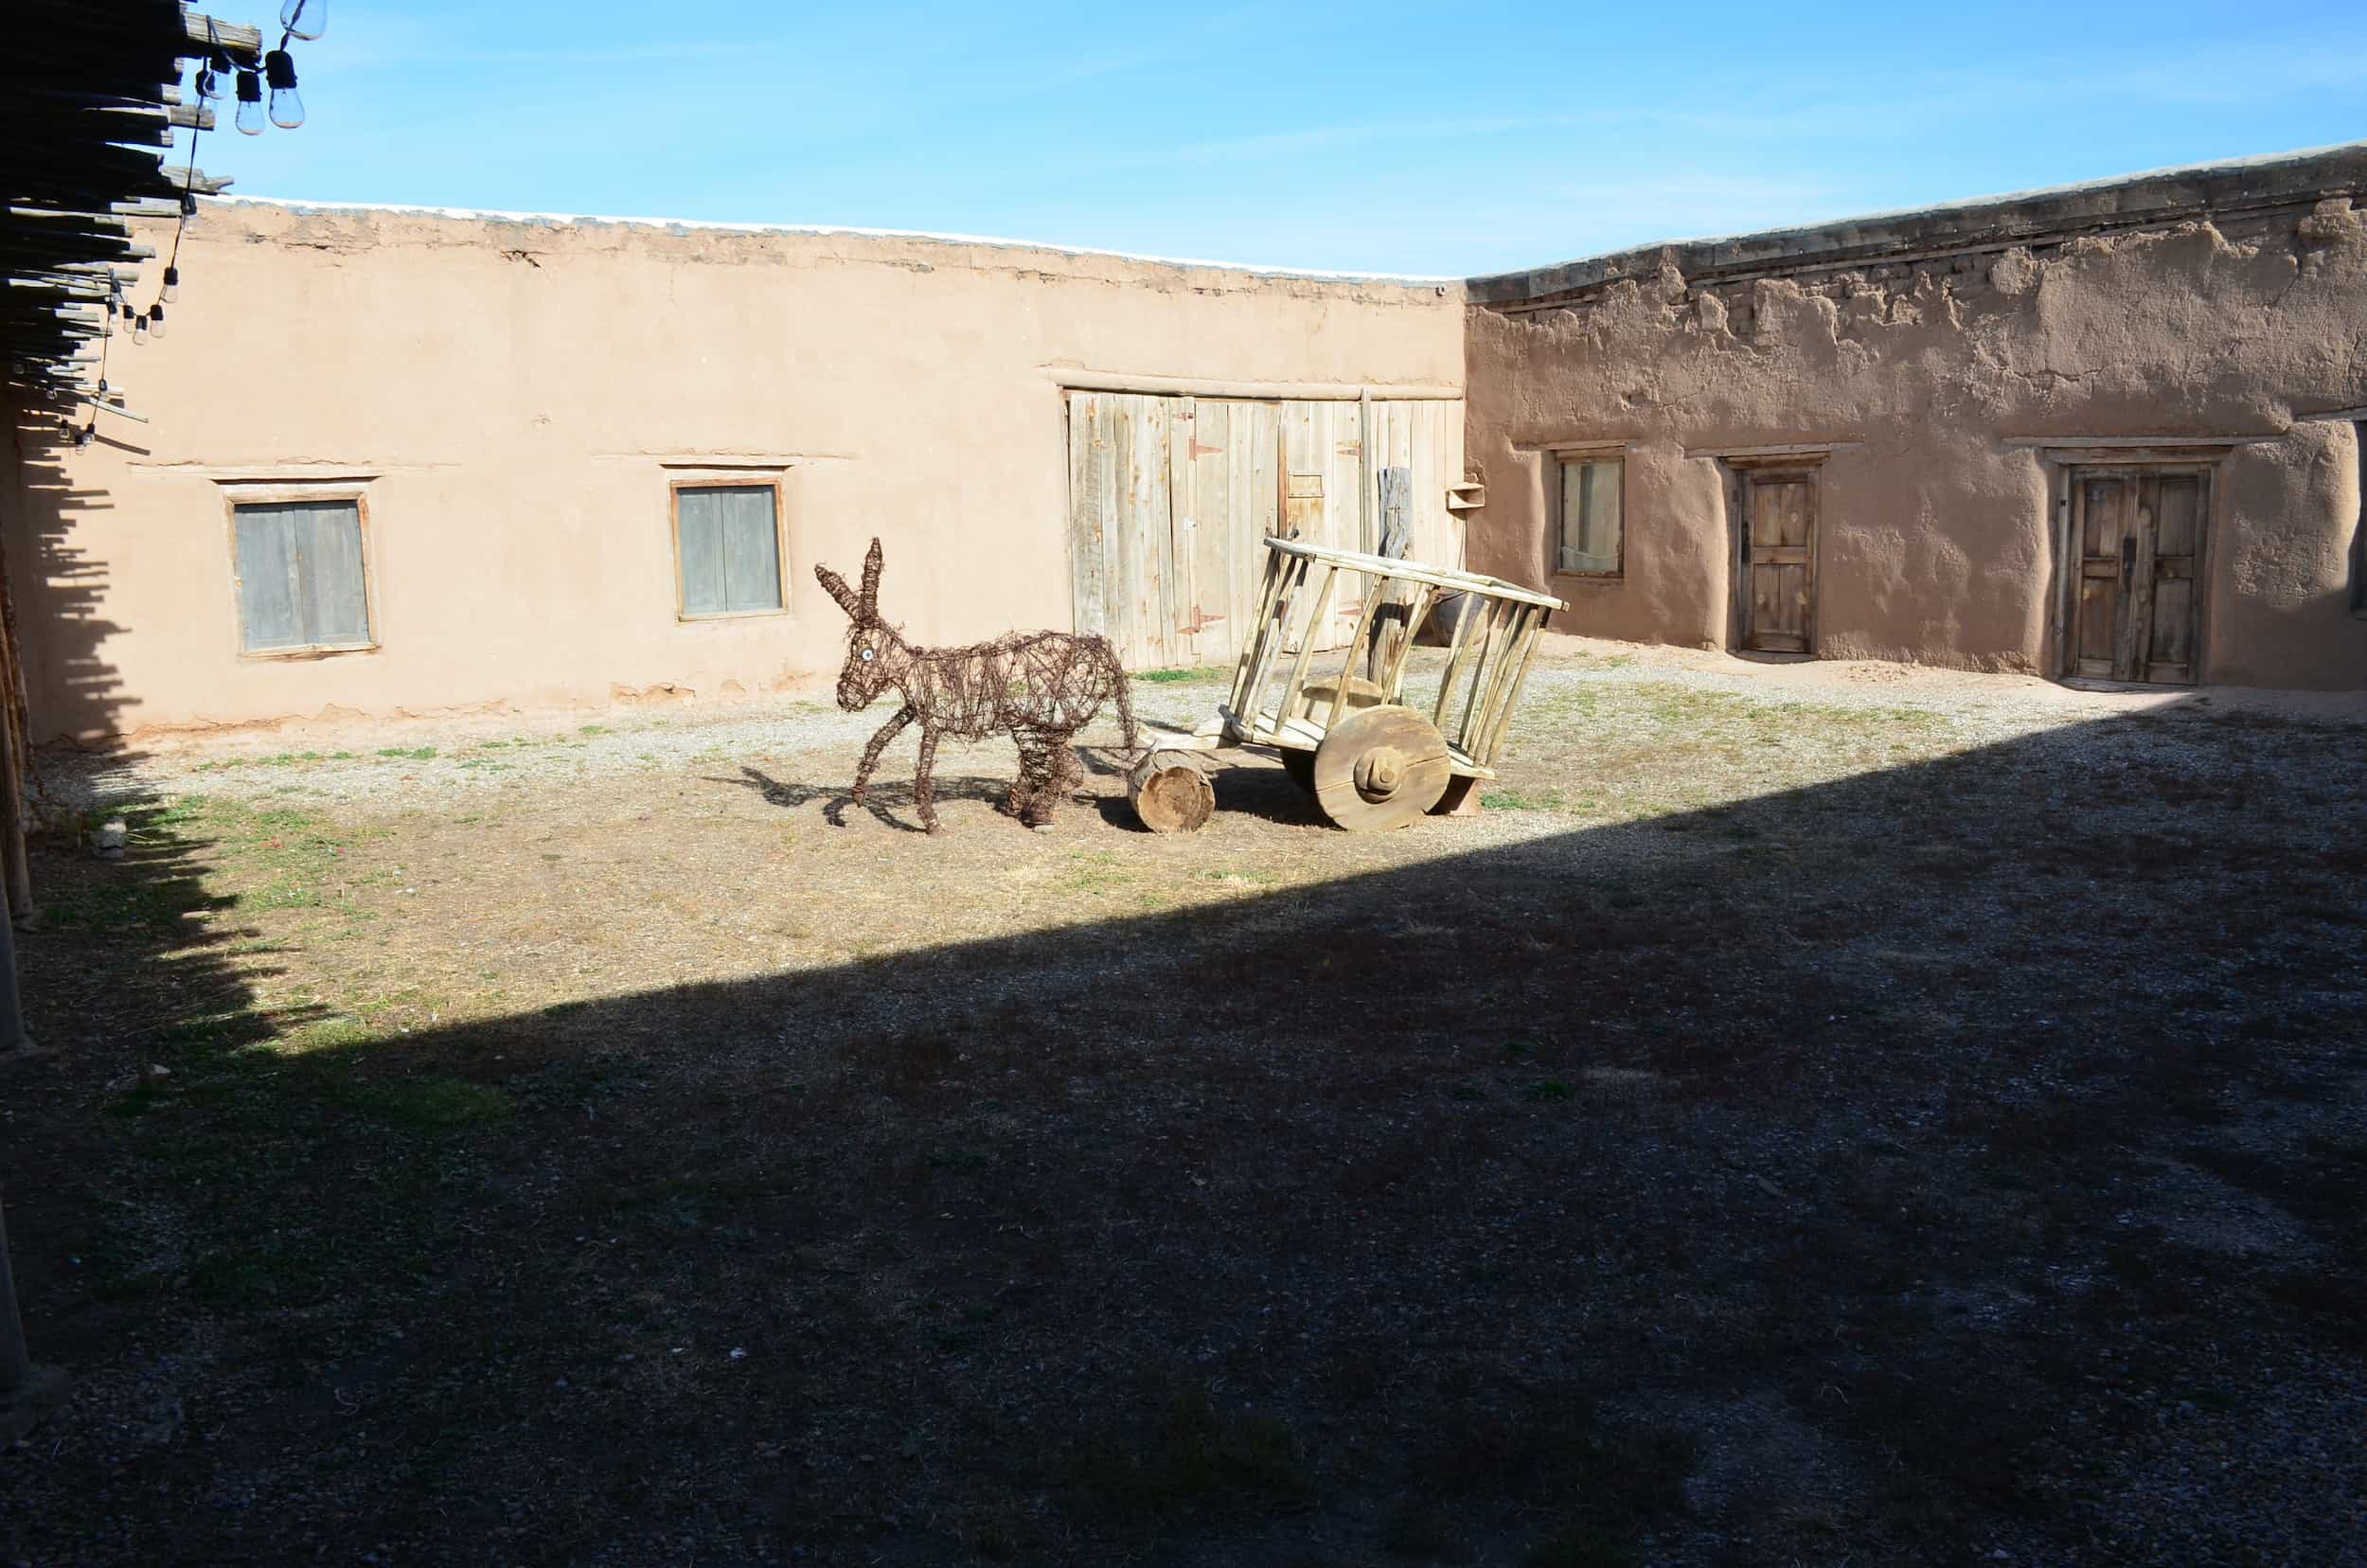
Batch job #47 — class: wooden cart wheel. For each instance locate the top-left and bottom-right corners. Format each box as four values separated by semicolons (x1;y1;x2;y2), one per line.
1310;705;1452;831
1279;748;1317;795
1129;749;1216;833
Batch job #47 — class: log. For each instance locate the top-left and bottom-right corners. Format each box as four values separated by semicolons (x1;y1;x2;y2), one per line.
1128;750;1215;834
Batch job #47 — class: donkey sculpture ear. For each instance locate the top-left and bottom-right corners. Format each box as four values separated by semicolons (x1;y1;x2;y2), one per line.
859;538;884;613
813;561;861;618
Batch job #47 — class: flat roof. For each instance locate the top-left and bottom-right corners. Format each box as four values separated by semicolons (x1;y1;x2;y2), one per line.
211;139;2367;303
1467;139;2367;307
203;195;1461;287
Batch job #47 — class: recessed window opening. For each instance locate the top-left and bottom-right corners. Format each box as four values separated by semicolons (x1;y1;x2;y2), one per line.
1557;456;1623;577
232;499;372;654
674;483;785;617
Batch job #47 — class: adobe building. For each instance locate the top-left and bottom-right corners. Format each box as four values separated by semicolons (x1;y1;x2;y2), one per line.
1464;144;2367;689
5;142;2364;741
3;204;1465;740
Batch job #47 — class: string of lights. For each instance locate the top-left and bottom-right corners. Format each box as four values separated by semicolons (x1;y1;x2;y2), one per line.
63;1;323;445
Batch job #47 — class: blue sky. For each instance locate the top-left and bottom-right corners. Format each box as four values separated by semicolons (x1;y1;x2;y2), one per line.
205;2;2367;276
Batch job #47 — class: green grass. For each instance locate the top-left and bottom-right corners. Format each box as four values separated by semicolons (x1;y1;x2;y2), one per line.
1133;667;1228;685
1484;787;1572;812
376;746;437;760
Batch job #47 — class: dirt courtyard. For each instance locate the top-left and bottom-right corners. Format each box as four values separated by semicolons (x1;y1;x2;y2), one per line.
5;640;2365;1566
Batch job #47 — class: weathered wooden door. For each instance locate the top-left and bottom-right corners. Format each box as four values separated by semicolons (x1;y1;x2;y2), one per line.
2068;468;2206;684
1177;398;1281;669
1068;392;1464;670
1738;469;1817;653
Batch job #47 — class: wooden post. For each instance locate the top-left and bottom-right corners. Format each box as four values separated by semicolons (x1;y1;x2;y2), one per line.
1366;467;1415;687
0;529;36;923
0;1188;70;1441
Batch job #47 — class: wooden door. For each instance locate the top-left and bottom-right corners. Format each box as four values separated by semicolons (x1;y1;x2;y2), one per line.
1739;469;1817;653
1068;393;1465;669
2069;468;2206;684
1070;392;1278;670
1177;398;1279;669
1065;391;1175;669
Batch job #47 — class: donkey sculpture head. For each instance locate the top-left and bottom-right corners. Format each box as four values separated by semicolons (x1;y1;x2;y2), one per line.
812;539;898;711
809;537;1139;833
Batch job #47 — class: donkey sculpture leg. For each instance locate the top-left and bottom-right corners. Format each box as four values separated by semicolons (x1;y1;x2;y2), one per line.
851;703;917;806
912;723;945;834
1006;728;1084;829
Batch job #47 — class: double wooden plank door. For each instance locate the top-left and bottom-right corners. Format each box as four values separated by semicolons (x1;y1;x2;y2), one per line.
2068;467;2206;684
1066;391;1464;669
1737;467;1818;653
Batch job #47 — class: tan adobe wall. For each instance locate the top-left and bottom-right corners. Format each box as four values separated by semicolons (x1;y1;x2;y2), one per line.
9;203;1463;740
1463;198;2367;688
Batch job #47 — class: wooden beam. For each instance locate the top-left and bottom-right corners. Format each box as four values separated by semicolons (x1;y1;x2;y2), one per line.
181;9;264;62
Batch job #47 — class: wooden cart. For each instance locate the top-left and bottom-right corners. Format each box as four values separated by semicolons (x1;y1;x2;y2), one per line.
1129;536;1567;832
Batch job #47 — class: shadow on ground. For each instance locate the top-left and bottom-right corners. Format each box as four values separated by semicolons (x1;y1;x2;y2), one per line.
5;704;2365;1567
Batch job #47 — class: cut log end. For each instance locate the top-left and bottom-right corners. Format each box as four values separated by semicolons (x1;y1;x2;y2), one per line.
1129;753;1215;834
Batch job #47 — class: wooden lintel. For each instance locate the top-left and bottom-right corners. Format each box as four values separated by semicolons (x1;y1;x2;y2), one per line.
1686;441;1860;461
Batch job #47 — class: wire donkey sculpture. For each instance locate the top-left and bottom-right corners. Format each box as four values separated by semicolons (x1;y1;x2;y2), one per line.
814;539;1139;833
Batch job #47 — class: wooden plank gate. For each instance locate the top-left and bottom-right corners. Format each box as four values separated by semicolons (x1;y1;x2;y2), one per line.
1066;392;1465;670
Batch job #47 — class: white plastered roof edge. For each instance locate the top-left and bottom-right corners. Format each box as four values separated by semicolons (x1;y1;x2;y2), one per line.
201;194;1463;287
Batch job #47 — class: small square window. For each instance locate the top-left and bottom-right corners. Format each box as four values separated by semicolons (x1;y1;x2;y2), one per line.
674;484;784;617
233;499;373;654
1557;457;1623;577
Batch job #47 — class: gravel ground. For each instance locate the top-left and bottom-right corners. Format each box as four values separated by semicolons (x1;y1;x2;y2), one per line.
44;634;2367;816
6;637;2364;1568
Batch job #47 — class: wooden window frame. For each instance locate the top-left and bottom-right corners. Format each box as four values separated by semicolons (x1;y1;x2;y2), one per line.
1547;443;1626;582
221;485;381;661
668;476;791;623
2048;454;2218;685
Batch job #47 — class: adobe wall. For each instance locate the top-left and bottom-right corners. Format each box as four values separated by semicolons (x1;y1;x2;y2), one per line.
1463;173;2367;688
11;203;1462;739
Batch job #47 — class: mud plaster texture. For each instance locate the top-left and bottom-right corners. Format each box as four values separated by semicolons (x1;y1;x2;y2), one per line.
1465;196;2367;688
6;202;1461;741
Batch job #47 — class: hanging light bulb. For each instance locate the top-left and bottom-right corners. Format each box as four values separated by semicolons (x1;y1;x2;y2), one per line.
118;301;135;335
133;312;151;344
161;266;179;304
265;51;304;130
235;69;266;134
279;0;326;41
147;304;168;340
196;66;218;101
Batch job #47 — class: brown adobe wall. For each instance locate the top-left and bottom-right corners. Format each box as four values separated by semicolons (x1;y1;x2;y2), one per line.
1464;196;2367;687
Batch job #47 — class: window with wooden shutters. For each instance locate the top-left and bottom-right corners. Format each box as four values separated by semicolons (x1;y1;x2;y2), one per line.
1557;457;1623;577
673;483;784;617
232;500;373;654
